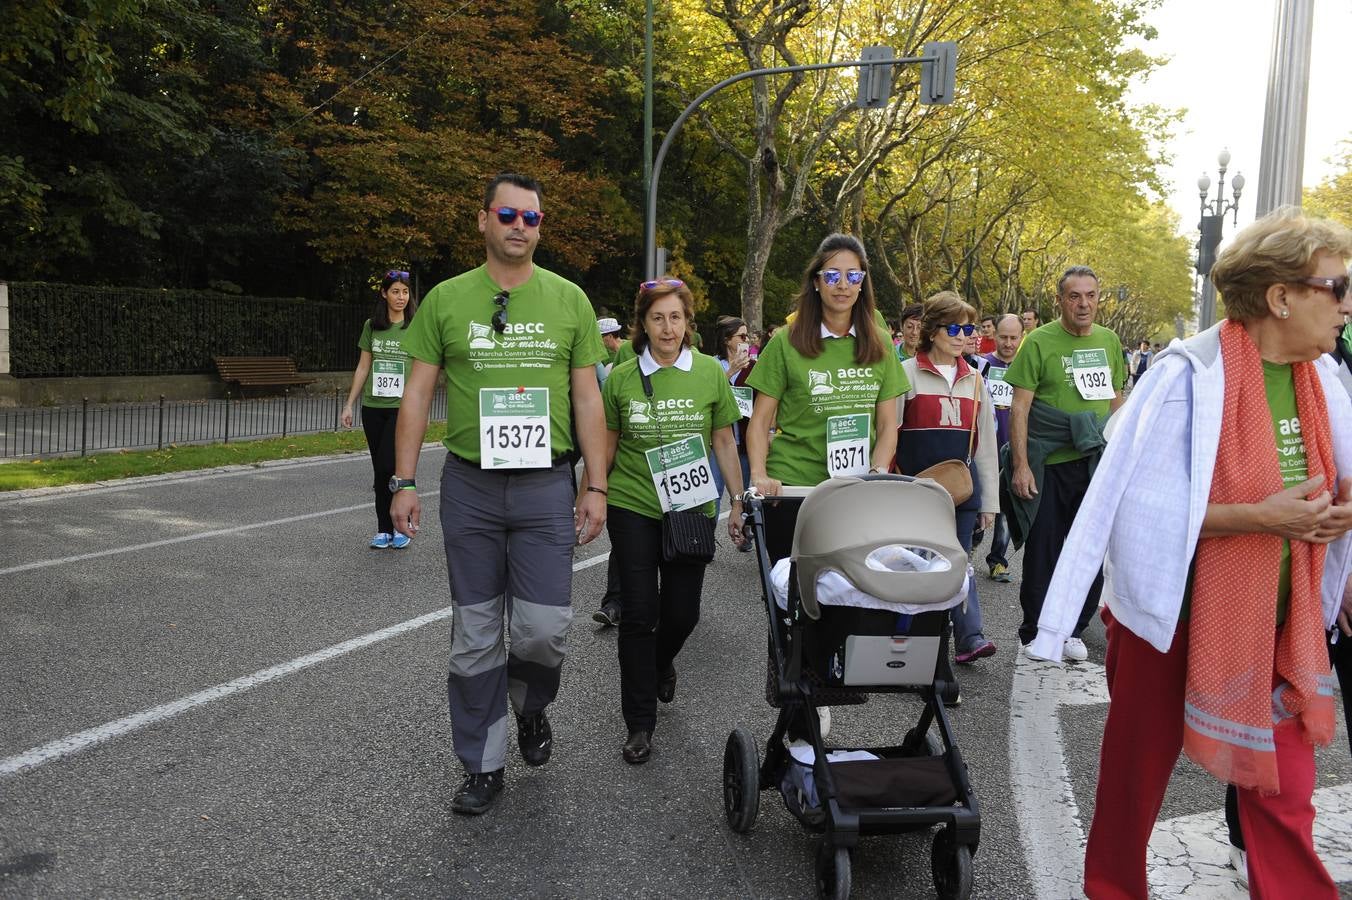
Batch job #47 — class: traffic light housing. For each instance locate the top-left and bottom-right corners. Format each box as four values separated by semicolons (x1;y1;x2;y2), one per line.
1196;214;1222;276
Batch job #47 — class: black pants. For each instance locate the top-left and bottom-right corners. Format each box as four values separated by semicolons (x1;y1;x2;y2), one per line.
361;406;399;534
607;506;708;734
1017;458;1104;645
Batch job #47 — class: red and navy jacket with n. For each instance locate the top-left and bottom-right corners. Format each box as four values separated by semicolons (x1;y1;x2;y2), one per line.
895;351;1001;514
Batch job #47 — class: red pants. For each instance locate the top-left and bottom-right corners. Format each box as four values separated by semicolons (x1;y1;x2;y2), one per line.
1084;609;1335;900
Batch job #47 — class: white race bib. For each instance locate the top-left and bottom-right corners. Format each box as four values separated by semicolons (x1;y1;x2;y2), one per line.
372;359;405;398
826;413;870;478
1070;348;1114;401
479;387;552;468
985;366;1013;409
646;434;718;512
732;386;754;419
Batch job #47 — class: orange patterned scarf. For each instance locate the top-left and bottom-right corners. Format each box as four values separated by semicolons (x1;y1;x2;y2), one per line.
1185;320;1337;794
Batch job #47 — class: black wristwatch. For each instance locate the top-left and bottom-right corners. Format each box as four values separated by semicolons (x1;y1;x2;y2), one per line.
389;476;416;492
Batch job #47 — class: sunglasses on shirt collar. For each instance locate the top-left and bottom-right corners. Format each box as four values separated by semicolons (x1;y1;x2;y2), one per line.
491;290;510;333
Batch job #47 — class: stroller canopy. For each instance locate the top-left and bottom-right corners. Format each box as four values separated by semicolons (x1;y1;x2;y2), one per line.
791;476;967;620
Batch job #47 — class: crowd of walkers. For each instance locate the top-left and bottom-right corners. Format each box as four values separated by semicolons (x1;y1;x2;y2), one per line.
337;170;1352;898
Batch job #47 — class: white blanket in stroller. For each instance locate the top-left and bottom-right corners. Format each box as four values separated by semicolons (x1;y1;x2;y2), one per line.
770;546;970;615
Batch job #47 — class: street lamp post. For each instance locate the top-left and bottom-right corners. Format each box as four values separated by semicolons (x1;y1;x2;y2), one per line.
1195;149;1245;330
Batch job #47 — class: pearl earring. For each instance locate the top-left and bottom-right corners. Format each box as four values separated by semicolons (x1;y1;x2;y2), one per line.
1280;310;1290;319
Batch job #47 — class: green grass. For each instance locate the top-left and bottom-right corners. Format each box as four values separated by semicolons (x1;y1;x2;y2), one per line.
0;424;448;492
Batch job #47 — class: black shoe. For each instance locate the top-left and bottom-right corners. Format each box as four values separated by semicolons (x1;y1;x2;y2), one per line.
451;769;504;815
592;603;620;627
516;711;553;766
622;730;651;764
657;666;677;703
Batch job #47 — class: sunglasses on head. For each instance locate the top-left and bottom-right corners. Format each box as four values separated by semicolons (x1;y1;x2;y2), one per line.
1292;275;1350;302
491;290;510;333
488;206;543;227
385;269;409;281
640;278;685;291
817;268;866;286
943;323;977;337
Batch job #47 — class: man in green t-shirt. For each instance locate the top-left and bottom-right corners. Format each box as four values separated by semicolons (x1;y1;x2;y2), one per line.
1006;266;1125;660
389;173;608;816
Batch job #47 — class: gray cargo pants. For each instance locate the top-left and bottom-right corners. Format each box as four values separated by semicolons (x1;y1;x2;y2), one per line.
440;453;576;773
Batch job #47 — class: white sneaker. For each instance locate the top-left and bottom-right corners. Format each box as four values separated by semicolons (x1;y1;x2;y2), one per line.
1063;637;1089;662
1022;643;1053;662
1228;845;1248;886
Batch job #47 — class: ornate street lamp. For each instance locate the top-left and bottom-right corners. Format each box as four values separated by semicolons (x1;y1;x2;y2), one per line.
1195;149;1245;329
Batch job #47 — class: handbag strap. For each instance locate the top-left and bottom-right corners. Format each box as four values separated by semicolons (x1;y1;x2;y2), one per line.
964;370;981;465
639;366;677;508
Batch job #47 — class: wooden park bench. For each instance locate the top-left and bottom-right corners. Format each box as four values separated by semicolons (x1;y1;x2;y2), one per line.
212;356;316;393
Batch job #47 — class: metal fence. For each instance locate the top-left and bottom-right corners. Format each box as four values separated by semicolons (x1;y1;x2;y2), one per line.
0;390;449;459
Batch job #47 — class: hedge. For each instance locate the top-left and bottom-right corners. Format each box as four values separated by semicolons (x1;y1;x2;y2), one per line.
7;282;371;377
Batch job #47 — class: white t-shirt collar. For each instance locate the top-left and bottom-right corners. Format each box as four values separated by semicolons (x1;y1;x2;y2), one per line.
639;345;694;375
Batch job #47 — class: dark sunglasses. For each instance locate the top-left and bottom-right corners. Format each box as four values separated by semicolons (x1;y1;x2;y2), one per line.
385;269;409;281
817;268;866;286
943;323;977;337
640;278;684;291
491;290;510;333
487;206;543;227
1292;275;1350;302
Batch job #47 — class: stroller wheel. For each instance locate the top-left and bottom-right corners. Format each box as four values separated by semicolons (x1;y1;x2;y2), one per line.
723;728;761;833
931;829;973;899
903;726;943;757
814;842;851;900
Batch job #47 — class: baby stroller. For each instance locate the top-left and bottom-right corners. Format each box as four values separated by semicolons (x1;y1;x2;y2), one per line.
721;474;981;900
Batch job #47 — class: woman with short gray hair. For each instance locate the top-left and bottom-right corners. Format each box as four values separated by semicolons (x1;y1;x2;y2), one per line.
1028;208;1352;897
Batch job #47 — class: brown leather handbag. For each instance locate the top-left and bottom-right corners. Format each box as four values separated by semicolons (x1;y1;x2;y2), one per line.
914;373;980;505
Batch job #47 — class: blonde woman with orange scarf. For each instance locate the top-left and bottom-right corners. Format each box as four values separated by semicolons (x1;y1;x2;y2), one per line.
1027;209;1352;899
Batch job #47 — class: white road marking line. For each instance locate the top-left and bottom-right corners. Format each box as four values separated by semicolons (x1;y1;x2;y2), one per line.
0;546;613;779
1;501;371;576
1148;785;1352;897
0;606;455;779
1009;652;1109;900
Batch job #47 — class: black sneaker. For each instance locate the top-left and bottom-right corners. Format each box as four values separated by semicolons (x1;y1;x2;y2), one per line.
591;603;620;627
517;712;553;766
451;769;504;815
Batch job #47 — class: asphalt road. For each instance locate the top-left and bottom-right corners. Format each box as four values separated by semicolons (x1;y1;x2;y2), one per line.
1;451;1349;898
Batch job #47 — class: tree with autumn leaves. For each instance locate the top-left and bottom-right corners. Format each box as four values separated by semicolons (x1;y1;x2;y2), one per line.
2;0;1193;340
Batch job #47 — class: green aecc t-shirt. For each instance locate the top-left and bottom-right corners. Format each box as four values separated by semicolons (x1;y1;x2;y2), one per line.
1004;321;1125;465
604;353;740;520
745;327;908;486
1181;360;1306;625
358;319;411;409
400;265;606;463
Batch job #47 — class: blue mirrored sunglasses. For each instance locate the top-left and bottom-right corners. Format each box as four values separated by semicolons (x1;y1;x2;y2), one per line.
385;269;410;281
944;323;977;337
817;268;866;286
488;206;543;227
640;278;685;291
